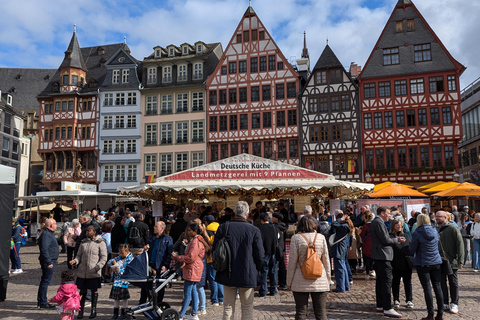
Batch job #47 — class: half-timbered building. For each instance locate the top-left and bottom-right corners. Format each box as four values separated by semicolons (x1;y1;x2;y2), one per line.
357;0;465;185
299;44;362;181
206;6;301;164
37;30;127;190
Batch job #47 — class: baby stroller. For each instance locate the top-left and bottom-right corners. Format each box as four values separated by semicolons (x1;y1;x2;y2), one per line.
121;251;180;320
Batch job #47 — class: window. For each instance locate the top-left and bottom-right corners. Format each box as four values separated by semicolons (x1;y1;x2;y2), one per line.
126;139;136;153
277;111;285;127
161;123;173;145
407;19;415;31
430;107;440;125
278;140;287;159
71;75;78;85
196;44;202;54
332;125;341;140
127;165;137;182
276;84;284;99
259;31;265;40
116;93;125;105
263;112;271;128
310;126;319;142
394;80;407;96
146;96;157;115
396;111;405;128
239;60;247;73
228;89;237;104
127;115;136;128
429;76;444;92
122;69;129;83
289;140;298;157
111;70;120;84
55;127;60;139
316;71;327;85
383;48;399;65
194;63;203;79
320;126;328;141
330;70;342;83
240;114;248;130
169;48;174;57
251;57;258;73
221;66;227;75
58;153;64;170
364;83;376;98
262;85;271;101
177;93;188;113
82;100;91;111
229;115;237;130
398;148;406;167
62;101;67;111
229;62;236;74
374;112;383;129
145;154;157;174
44;103;53;114
277;62;284;70
341;95;350;110
178;64;187;81
115;115;124;129
209;90;217;105
162;66;172;83
251;86;260;102
192;121;204;143
239;87;247;102
447;75;457;91
410;78;424;94
445;146;454;166
61;127;66;139
251;29;258;41
264;141;272;159
219;116;227;131
268;55;276;70
386;149;395;168
231;143;238;157
176;153;188;172
148;68;156;84
103;116;113;129
252;142;261;156
260;56;267;71
192;152;204;168
160;154;173;176
241;143;249;154
308;97;318;113
385;112;393;128
418;109;428;126
396;21;404;33
67;100;74;110
161;95;173;114
115;140;125;153
365;150;374;169
252;113;260;129
145;124;157;145
331;96;340;111
81;126;91;139
104;165;114;182
209;116;218;132
379;81;391;97
407;110;416;127
364;113;372;130
103;140;113;154
287;83;296;98
192;92;204;111
55;101;60;111
288;110;297;126
342;123;352;140
409;147;418;167
376;149;384;169
176;122;188;144
67;127;72;139
420;147;430;167
469;148;477;166
442;107;452;124
236;34;242;43
414;44;431;62
319;97;328;112
432;146;442;166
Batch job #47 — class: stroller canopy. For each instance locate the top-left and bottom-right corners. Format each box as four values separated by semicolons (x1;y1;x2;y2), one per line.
121;251;149;282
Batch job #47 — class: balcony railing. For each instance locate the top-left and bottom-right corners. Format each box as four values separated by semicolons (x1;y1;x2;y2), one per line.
146;109;157;115
145;140;157;146
161;138;173;145
176;138;188;144
191;137;204;143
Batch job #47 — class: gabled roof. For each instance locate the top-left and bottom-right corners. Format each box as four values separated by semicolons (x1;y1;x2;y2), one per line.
0;68;56;113
313;44;343;71
60;31;87;71
358;0;465;80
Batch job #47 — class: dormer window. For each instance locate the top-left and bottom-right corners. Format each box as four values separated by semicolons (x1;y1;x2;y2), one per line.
7;95;12;105
193;63;203;80
63;74;69;85
183;47;188;55
97;47;106;55
169;48;174;57
163;66;172;83
88;78;96;88
155;49;161;58
197;45;202;54
178;64;187;81
52;82;59;92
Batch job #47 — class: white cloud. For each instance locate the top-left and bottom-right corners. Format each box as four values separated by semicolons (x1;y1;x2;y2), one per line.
0;0;477;88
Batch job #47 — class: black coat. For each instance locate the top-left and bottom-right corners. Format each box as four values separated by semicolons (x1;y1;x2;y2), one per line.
258;223;278;256
111;216;127;252
38;228;59;265
213;218;265;288
127;220;149;248
169;218;187;244
390;233;412;271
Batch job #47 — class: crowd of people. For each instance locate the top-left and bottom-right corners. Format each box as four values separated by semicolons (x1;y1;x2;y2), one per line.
10;200;480;320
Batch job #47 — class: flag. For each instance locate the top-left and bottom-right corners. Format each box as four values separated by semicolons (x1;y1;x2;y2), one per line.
347;160;357;173
145;175;155;183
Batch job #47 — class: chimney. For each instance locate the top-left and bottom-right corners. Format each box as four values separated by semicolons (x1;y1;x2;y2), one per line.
350;62;362;78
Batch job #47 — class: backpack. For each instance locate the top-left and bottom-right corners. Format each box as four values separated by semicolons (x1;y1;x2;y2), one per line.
128;224;142;247
212;222;231;276
297;233;323;280
63;291;81;312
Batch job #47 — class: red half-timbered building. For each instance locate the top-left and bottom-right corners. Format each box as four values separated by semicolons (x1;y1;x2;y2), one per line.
357;0;466;185
206;6;301;165
37;30;127;190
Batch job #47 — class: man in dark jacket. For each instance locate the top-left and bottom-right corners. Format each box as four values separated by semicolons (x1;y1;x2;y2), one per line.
169;211;187;244
127;213;150;256
331;211;350;293
37;219;59;309
317;215;331;239
436;210;464;314
258;212;278;297
370;206;405;318
278;202;290;224
213;201;264;320
272;212;287;290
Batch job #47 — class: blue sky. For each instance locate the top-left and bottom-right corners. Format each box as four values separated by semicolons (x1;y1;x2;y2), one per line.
0;0;477;88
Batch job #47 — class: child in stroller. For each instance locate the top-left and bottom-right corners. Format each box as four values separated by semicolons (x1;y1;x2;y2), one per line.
121;251;181;320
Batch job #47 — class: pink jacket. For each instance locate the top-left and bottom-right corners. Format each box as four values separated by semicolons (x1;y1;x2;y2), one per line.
50;283;81;311
63;226;81;248
176;235;205;282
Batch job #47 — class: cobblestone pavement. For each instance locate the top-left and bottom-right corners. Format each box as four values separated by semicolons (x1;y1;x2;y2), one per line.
1;243;479;319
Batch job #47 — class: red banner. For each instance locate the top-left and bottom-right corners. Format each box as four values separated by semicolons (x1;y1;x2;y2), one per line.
165;169;328;180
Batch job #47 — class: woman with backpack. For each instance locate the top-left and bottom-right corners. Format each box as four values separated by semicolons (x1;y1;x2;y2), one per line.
10;217;24;274
287;214;331;320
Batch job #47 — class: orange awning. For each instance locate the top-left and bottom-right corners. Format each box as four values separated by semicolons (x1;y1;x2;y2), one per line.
369;183;428;198
373;181;413;192
432;182;480;199
417;181;446;193
422;182;460;194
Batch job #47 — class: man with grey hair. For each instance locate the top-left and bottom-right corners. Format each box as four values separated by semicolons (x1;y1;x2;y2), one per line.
213;201;265;320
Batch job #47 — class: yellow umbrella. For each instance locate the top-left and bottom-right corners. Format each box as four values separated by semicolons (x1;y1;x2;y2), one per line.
373;181;413;192
417;181;446;193
369;183;428;198
422;182;460;194
432;182;480;199
19;204;73;213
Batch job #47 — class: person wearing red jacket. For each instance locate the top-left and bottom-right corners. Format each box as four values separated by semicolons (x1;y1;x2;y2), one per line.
49;270;81;320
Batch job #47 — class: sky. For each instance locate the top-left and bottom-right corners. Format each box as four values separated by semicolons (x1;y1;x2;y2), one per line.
0;0;478;90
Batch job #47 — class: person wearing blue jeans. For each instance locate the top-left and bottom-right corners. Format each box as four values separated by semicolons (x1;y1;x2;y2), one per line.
207;262;223;304
473;238;480;270
331;211;350;293
259;254;277;296
10;218;23;273
179;280;198;318
333;258;350;292
37;219;59;309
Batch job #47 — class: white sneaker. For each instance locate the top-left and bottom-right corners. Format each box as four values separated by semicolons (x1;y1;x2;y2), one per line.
219;301;223;305
394;300;400;307
210;302;219;306
370;270;376;277
349;281;353;285
236;294;240;299
12;269;23;274
9;269;15;274
330;280;334;285
406;301;414;308
384;308;402;318
450;303;458;314
197;309;206;315
184;315;199;320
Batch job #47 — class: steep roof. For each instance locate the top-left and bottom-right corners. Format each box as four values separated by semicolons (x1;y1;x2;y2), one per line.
313;44;343;71
359;0;465;80
60;31;87;71
0;68;56;113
